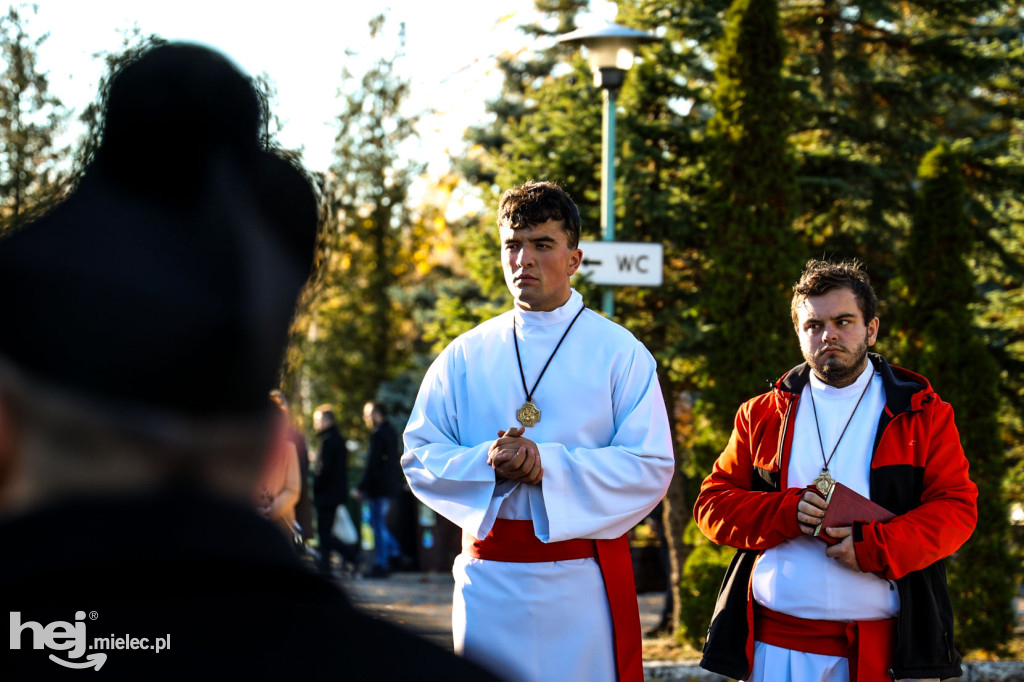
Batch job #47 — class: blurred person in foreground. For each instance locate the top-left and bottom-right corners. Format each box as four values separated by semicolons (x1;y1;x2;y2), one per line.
403;180;675;682
352;400;403;577
0;41;500;681
693;259;977;682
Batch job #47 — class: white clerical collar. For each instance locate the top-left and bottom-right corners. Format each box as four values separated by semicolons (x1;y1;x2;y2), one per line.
513;289;584;327
808;361;875;400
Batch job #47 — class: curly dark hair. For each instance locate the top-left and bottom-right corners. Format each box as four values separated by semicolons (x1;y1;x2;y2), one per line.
497;180;581;249
791;258;878;325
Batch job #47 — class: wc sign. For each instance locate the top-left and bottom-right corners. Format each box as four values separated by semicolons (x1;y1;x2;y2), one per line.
577;241;664;287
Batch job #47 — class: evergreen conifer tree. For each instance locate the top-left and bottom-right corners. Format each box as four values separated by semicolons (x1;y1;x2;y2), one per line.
677;0;806;647
891;142;1018;651
441;0;1023;648
297;15;422;437
780;1;1024;283
698;0;804;438
613;0;733;635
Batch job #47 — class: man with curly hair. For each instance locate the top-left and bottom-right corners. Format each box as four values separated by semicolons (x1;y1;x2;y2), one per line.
695;258;977;682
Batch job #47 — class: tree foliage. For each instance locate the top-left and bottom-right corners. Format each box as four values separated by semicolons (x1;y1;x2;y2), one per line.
693;0;804;477
446;0;605;341
438;0;1024;652
289;15;424;438
890;142;1018;651
676;0;806;648
780;1;1024;281
0;5;67;231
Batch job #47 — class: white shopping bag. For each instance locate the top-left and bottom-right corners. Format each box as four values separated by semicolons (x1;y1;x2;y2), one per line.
331;505;358;544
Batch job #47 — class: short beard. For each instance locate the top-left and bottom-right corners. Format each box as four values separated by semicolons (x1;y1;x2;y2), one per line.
807;332;870;388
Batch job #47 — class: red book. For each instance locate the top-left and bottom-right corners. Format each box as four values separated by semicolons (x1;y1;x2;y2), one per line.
809;482;896;546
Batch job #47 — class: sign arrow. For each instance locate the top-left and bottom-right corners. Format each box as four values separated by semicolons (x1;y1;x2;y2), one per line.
576;241;663;286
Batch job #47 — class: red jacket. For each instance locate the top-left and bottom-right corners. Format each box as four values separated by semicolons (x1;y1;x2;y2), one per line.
694;354;977;680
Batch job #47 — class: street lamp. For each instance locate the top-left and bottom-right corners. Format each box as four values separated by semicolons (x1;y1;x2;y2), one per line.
558;23;659;317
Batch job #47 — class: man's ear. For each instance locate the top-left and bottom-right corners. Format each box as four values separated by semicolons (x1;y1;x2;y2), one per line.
567;247;583;277
867;317;880;346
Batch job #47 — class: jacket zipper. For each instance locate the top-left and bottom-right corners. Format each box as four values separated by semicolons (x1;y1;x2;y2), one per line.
874;398;928;675
776;392;795;475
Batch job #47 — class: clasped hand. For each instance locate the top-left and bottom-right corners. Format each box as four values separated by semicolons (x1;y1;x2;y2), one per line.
797;490;862;572
488;427;543;485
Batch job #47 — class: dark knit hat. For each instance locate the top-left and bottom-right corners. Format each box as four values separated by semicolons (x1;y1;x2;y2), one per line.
0;43;318;419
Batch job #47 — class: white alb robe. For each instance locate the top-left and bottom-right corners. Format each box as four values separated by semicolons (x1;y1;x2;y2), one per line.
403;290;675;682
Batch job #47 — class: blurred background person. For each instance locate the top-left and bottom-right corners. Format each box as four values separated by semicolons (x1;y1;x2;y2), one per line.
256;393;301;544
270;389;313;548
313;403;360;576
352;400;403;577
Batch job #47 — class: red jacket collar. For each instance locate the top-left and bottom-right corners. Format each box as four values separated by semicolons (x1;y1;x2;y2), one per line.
771;353;932;417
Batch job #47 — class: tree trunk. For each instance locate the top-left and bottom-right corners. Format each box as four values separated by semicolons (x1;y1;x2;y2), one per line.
663;467;690;634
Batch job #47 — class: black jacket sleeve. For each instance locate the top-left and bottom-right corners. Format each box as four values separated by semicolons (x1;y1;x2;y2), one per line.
313;429;348;506
357;422;401;498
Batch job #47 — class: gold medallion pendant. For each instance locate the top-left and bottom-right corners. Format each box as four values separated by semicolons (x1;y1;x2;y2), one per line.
517;401;541;427
807;372;873;498
512;303;586;431
813;468;835;495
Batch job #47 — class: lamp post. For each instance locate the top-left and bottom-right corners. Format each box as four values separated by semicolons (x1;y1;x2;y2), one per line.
558;23;658;318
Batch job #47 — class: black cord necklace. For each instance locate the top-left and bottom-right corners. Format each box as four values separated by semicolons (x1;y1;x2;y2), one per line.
513;303;586;427
809;371;873;494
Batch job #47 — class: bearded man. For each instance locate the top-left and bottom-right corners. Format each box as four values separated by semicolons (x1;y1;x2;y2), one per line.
694;258;977;682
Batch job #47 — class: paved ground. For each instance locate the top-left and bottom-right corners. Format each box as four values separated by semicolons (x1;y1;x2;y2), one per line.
339;572;1024;681
339;571;666;651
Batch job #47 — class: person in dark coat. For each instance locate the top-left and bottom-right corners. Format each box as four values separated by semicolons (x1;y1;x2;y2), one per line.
313;404;360;575
353;401;403;577
0;41;500;682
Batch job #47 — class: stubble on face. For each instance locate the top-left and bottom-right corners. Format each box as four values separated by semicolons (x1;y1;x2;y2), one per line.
795;287;878;388
803;329;871;387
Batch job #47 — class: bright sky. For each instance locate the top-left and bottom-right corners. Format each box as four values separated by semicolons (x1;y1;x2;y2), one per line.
26;0;618;183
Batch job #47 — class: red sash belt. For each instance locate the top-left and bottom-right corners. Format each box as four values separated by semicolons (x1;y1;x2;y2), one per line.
465;519;643;682
754;604;895;682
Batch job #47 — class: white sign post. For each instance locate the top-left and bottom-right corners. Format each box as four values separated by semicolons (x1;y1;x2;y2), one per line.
576;240;663;287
